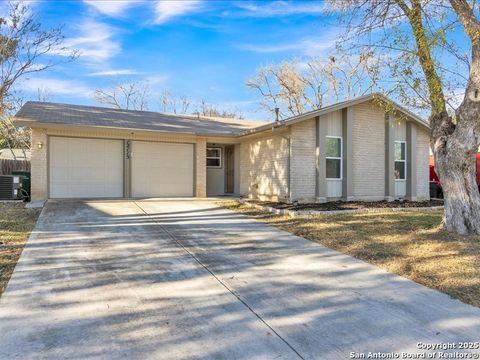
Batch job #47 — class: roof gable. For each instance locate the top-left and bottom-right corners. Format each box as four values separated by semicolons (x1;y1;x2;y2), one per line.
239;93;429;137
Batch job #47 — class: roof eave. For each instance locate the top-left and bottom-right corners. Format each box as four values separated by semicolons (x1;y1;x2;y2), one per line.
13;118;241;138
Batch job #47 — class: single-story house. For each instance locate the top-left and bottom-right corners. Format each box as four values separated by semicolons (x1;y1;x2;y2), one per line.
13;93;431;203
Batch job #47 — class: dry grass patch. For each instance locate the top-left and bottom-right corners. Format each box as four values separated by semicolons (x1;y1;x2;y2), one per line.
0;203;41;297
219;200;480;308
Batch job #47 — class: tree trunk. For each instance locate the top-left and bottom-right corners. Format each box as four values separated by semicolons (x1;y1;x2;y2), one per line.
432;112;480;235
432;1;480;235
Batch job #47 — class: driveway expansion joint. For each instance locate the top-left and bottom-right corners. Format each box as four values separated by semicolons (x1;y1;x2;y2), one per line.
132;201;305;360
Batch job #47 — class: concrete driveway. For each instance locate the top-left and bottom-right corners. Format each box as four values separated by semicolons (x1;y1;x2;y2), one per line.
1;200;479;360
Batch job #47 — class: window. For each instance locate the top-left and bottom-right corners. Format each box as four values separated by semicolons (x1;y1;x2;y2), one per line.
207;147;222;168
394;141;406;180
326;136;342;179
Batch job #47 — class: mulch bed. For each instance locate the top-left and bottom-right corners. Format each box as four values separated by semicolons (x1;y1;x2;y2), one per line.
247;199;444;211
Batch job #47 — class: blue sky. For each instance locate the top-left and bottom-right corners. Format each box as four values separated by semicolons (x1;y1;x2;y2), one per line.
7;0;341;120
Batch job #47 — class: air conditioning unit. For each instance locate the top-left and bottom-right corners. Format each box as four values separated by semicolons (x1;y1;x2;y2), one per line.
0;175;24;200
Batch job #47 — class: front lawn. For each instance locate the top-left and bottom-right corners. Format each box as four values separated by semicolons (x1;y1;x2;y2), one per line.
0;203;41;297
220;201;480;308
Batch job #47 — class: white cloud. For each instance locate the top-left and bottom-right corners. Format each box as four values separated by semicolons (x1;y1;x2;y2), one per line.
89;69;141;76
56;20;120;63
83;0;202;23
234;1;328;17
20;77;94;98
83;0;141;17
241;42;299;54
154;0;202;24
239;35;337;57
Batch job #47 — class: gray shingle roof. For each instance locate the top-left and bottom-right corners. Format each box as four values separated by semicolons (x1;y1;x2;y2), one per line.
14;101;265;136
14;94;428;138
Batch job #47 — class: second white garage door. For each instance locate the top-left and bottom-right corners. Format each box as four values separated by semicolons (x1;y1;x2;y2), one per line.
131;141;194;197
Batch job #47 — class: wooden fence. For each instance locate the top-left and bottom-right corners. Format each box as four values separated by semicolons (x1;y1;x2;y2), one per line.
0;159;30;175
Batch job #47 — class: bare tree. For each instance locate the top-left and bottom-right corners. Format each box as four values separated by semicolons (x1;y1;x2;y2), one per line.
158;91;243;118
0;2;78;115
331;0;480;234
36;87;52;103
158;90;191;114
94;80;150;111
0;118;30;158
96;83;243;119
0;86;53;160
193;99;244;119
247;52;381;118
324;49;381;102
0;1;77;159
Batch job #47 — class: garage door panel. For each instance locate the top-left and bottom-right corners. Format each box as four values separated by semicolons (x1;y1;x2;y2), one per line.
131;141;194;197
49;137;124;198
50;167;68;182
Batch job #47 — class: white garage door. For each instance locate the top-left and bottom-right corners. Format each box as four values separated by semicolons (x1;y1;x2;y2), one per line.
49;137;124;198
131;141;194;197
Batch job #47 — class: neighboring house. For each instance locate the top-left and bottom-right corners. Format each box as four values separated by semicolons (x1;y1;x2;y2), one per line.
0;148;31;161
13;93;430;203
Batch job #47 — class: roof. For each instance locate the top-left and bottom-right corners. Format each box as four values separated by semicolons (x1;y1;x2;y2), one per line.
14;101;265;136
13;94;429;137
239;93;429;137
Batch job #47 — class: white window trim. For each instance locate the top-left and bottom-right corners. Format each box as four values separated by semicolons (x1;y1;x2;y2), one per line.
326;136;343;180
394;140;407;181
207;147;222;168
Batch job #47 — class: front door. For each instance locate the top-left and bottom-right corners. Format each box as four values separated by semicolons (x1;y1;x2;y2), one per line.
225;146;234;193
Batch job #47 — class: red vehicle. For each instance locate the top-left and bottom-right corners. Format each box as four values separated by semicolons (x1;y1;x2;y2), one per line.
429;154;480;198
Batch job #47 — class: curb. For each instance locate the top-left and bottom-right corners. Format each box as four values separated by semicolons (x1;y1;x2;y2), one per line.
238;199;444;217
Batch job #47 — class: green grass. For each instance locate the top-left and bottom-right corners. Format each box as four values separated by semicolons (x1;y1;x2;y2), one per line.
0;203;41;297
220;200;480;308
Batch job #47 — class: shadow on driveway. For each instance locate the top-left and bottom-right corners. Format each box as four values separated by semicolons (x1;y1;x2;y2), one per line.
0;200;479;359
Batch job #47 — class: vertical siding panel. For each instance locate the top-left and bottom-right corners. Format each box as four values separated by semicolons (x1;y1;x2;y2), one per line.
395;181;407;197
325;110;343;137
394;119;407;141
416;128;430;199
326;180;342;197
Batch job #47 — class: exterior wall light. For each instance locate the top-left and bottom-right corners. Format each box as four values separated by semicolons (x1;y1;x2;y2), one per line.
37;142;43;149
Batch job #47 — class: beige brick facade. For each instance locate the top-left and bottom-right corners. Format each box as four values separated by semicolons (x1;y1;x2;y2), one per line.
30;128;48;201
289;118;316;202
239;129;289;201
351;102;386;201
28;99;431;203
195;137;207;198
